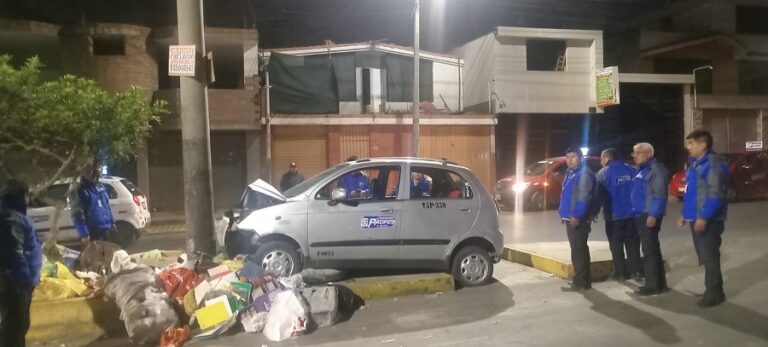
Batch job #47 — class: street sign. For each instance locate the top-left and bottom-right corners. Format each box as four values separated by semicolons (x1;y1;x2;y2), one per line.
746;141;763;151
596;66;620;108
168;45;196;77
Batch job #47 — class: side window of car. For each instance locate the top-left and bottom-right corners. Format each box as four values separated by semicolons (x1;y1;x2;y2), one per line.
410;167;471;200
315;166;401;202
104;184;119;199
29;184;70;208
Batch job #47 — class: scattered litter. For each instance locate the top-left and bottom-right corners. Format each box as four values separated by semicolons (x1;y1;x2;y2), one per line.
421;335;433;339
382;339;396;343
434;291;444;296
263;290;308;341
393;297;399;302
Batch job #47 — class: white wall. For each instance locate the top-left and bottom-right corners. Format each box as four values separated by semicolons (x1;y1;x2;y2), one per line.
432;61;461;112
453;33;497;113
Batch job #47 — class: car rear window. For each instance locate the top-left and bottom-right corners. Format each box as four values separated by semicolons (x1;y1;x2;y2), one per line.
120;179;142;196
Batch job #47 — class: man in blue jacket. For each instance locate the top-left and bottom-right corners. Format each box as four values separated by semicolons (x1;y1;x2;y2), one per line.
1;179;42;347
596;148;641;281
71;165;115;245
630;142;670;296
559;148;596;292
678;130;728;307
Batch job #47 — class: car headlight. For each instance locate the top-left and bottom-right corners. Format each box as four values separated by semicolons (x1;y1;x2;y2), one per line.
512;182;531;193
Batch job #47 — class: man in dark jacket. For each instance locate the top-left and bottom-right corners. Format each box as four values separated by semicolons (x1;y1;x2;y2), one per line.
596;148;642;281
679;130;729;307
630;142;670;296
280;162;305;192
559;148;596;292
71;165;115;244
1;179;42;347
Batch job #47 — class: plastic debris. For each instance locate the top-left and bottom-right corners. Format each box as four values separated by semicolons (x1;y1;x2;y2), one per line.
263;290;308;341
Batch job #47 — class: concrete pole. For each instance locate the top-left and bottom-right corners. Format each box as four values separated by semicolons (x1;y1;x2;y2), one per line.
411;0;420;157
177;0;216;254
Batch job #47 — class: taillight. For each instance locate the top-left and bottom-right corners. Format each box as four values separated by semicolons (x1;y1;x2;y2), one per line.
132;195;141;207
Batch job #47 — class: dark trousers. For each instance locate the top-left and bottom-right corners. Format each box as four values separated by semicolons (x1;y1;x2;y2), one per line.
566;219;591;288
635;215;667;291
605;218;642;278
691;221;725;298
89;225;111;241
0;284;33;347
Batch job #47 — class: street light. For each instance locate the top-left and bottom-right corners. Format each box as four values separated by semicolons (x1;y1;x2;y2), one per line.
693;65;713;109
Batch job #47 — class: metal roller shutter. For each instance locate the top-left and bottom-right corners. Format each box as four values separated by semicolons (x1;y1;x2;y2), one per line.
340;125;370;161
272;126;328;184
420;125;494;190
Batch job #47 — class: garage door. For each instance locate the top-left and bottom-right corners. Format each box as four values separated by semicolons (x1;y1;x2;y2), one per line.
272;126;328;185
419;125;494;190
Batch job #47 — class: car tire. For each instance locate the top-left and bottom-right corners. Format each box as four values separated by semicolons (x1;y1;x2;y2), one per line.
529;190;545;211
112;221;137;249
252;241;302;277
452;245;494;287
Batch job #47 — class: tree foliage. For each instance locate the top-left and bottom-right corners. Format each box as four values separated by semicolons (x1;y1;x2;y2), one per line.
0;55;167;196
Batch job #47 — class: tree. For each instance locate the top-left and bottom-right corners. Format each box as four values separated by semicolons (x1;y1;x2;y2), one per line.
0;55;166;250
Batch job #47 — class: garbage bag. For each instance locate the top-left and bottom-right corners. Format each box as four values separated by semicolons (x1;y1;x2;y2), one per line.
79;240;122;275
33;262;89;302
279;274;304;290
239;306;269;333
111;250;138;273
301;286;338;328
158;267;198;300
105;266;180;344
300;268;348;285
263;290;308;342
56;245;81;270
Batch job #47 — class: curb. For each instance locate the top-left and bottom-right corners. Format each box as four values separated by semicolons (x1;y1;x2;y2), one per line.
503;246;612;282
28;297;123;346
337;273;455;300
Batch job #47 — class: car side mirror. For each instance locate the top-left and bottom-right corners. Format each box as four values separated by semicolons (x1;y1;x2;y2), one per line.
225;209;235;219
331;188;347;201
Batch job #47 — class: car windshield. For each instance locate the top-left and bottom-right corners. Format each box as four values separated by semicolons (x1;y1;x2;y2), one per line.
526;161;553;176
283;162;351;198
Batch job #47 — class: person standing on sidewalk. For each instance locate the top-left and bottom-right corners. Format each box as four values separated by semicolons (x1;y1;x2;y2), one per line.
596;148;642;281
679;130;729;307
0;179;42;347
559;148;596;292
280;162;305;192
630;142;670;296
71;164;115;245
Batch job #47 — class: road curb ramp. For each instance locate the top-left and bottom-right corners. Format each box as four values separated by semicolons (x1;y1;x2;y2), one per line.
337;273;455;300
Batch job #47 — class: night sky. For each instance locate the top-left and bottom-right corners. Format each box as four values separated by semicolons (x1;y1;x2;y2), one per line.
1;0;665;52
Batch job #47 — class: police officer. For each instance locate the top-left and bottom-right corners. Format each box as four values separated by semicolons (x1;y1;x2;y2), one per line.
71;165;116;244
1;179;42;347
630;142;670;296
678;130;728;307
559;148;596;292
596;148;642;281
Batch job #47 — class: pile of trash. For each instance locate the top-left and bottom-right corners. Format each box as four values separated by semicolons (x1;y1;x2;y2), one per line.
33;241;122;302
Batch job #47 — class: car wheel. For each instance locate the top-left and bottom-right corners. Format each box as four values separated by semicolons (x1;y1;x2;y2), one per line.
111;222;137;249
252;241;302;277
452;245;494;287
529;190;545;211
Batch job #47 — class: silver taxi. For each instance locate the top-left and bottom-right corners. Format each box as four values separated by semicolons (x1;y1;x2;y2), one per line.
224;157;503;287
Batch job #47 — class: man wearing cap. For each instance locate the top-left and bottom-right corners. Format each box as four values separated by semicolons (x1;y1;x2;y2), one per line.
280;162;305;192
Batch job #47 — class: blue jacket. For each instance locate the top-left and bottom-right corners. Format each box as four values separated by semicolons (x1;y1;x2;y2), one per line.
71;177;115;238
0;209;42;291
411;176;431;198
596;160;636;221
682;151;728;221
630;158;669;218
558;162;595;219
341;171;370;199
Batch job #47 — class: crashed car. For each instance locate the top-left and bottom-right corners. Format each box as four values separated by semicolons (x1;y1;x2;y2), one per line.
222;157;504;287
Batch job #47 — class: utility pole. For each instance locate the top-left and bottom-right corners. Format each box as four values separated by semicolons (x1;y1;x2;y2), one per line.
412;0;420;157
177;0;216;254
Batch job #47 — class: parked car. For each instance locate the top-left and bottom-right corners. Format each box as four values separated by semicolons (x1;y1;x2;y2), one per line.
27;176;151;248
494;156;601;210
670;151;768;202
221;157;503;287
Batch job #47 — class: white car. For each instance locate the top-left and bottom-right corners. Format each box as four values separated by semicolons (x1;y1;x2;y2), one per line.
27;176;151;248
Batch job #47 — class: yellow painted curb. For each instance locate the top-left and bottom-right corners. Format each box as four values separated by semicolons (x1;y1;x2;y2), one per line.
503;246;612;281
28;297;123;347
338;273;455;300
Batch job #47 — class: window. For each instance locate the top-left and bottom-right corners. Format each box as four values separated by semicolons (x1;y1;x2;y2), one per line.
316;166;401;201
526;39;566;71
104;184;119;200
92;35;125;56
410;167;471;200
120;179;142;196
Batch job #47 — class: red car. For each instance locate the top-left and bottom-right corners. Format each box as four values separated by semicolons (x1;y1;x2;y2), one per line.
669;151;768;201
495;156;601;210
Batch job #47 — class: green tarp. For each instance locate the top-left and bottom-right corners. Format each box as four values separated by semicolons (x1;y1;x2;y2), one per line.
268;53;339;114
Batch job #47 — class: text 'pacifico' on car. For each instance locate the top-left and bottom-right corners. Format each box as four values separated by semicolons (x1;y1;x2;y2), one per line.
221;157;504;287
494;156;601;210
27;176;151;248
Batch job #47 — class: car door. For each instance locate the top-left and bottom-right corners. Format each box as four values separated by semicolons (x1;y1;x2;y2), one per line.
307;164;404;266
400;166;480;262
28;184;77;241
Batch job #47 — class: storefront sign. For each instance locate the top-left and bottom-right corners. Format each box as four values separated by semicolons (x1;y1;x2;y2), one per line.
596;66;620;108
